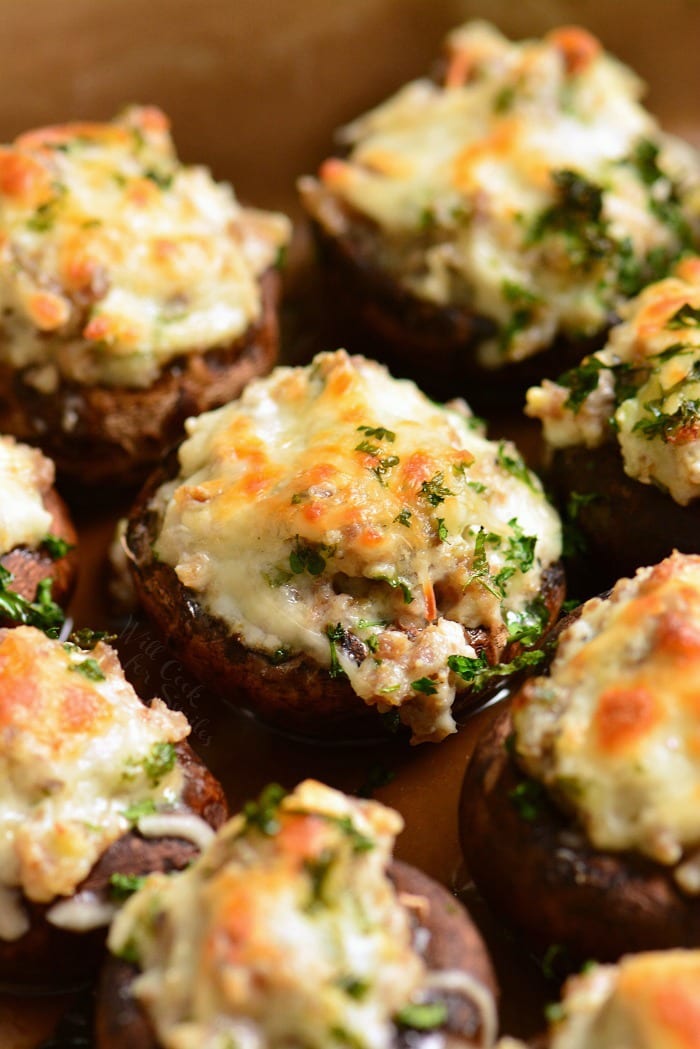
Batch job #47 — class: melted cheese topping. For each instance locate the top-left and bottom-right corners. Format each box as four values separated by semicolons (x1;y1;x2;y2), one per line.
153;350;562;743
0;436;53;557
503;952;700;1049
0;626;190;913
0;106;290;389
108;780;445;1049
302;22;700;367
513;553;700;881
527;255;700;505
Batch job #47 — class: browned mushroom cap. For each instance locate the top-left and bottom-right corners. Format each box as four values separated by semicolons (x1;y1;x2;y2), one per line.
0;741;227;989
96;858;497;1049
0;484;78;621
460;706;700;964
125;448;564;744
0;269;281;489
300;183;604;406
547;442;700;596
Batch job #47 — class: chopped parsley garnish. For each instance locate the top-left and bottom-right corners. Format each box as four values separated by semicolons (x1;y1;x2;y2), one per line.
144;742;177;785
304;851;335;911
466;479;487;494
123;798;157;824
357;424;396;442
557;355;607;412
109;872;147;900
630;138;665;186
374;574;413;604
509;778;547;821
41;534;73;560
494;518;537;591
498;280;542;352
0;567;64;634
143;168;173;189
667;303;700;329
419;472;453;506
68;628;117;649
504;597;550;645
395;1002;448;1030
394;508;412;527
496;442;536;490
411;677;438;695
242;783;287;836
325;623;349;678
289;537;330;576
448;649;545;691
527;169;612;269
632;397;700;442
436;517;448;542
69;657;105;682
335;976;371;1000
468;528;502;598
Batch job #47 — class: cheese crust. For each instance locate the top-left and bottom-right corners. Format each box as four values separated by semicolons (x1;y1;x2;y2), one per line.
302;22;700;368
527;255;700;506
0;626;190;927
151;350;562;743
0;436;53;557
512;553;700;887
0;106;290;389
107;781;438;1049
498;951;700;1049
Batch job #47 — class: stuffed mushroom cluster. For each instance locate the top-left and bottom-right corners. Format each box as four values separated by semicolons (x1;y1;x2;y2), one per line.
3;13;700;1049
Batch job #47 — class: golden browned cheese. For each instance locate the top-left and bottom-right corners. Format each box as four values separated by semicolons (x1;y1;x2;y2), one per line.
513;553;700;888
0;106;290;389
302;22;700;367
153;350;562;742
0;626;191;937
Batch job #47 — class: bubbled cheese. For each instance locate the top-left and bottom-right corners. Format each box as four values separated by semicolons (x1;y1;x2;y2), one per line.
498;952;700;1049
527;256;700;505
0;436;53;557
107;781;432;1049
302;22;700;367
0;106;290;389
153;350;562;743
513;553;700;883
0;626;189;923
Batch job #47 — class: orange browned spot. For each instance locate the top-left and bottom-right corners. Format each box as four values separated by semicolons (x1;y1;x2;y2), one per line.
302;503;325;524
326;366;354;398
653;984;700;1048
444;47;472;88
319;157;351;187
153;238;177;260
59;684;106;735
358;525;384;548
83;315;111;341
0;659;38;726
423;582;437;622
400;452;436;493
210;883;256;967
636;289;691;341
677;258;700;285
0;149;50;204
276;812;328;861
63;251;100;292
134;106;170;133
655;605;700;659
547;26;601;74
594;685;660;754
452;123;516;193
27;291;69;331
126;178;159;208
15;122;124;152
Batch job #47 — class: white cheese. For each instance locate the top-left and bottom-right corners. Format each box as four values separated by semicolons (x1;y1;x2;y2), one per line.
0;626;190;919
513;553;700;882
304;22;700;367
0;106;290;388
108;780;484;1049
527;255;700;505
0;436;53;557
154;350;562;743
